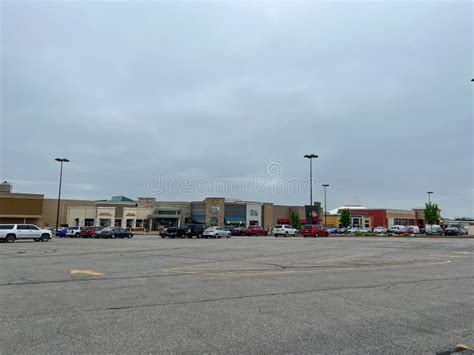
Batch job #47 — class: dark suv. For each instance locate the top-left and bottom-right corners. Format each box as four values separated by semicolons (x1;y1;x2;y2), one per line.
177;224;207;238
160;227;178;238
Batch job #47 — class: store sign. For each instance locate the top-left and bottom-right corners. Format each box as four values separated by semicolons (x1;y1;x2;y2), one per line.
250;209;259;216
209;207;220;215
98;212;112;217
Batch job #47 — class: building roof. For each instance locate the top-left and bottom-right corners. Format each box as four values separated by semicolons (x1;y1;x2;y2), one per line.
329;205;367;215
111;196;135;202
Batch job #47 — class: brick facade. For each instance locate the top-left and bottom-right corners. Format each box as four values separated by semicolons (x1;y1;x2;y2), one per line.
205;198;225;225
262;203;274;230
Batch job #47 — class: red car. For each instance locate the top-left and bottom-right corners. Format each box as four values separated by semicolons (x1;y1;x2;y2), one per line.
80;226;103;238
245;226;268;236
300;224;329;237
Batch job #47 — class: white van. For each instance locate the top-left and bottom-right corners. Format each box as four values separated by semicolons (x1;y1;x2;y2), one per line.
425;224;443;235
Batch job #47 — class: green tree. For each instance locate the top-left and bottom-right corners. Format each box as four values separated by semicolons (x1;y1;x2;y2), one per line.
290;212;302;230
340;209;351;233
424;202;439;225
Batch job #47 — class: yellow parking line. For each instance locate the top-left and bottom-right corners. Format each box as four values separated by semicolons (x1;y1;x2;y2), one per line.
70;269;104;276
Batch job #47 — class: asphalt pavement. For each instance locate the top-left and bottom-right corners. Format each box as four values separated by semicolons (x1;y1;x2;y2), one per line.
0;236;473;354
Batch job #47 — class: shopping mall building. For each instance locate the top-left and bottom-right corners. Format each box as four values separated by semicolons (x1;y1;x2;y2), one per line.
0;181;322;231
0;181;442;231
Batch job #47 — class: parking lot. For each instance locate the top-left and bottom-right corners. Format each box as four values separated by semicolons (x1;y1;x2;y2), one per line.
0;236;473;354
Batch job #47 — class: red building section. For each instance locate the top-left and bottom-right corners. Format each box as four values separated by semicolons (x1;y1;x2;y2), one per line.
347;209;387;227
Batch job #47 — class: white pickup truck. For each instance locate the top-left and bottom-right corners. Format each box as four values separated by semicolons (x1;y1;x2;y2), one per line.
0;224;52;243
66;226;84;238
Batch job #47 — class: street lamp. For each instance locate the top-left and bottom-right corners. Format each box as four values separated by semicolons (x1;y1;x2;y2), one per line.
322;184;329;228
304;154;318;220
55;158;70;235
427;191;433;204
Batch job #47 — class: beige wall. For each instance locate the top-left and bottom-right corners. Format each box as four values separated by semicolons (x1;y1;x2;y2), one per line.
67;206;96;226
41;199;96;227
122;207;153;228
386;210;416;219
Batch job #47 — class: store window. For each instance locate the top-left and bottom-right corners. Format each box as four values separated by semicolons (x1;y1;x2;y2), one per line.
114;219;122;227
99;219;111;227
136;219;143;228
126;219;134;228
85;219;94;227
143;220;149;228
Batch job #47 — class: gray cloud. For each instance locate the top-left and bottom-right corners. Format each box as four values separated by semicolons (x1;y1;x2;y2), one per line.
1;1;472;217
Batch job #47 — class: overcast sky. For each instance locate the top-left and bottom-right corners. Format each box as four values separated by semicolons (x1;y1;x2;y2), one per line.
1;1;472;218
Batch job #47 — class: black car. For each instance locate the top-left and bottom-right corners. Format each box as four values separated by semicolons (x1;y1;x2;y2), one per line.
160;227;178;238
95;227;133;239
444;227;460;236
224;226;246;236
177;224;206;238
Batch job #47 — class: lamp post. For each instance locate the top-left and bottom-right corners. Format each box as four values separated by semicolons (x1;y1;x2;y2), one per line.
303;154;318;221
55;158;70;236
322;184;329;228
427;191;433;204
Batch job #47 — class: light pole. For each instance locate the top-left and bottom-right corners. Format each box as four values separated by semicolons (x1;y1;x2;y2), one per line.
55;158;70;235
322;184;329;228
304;154;318;221
427;191;433;204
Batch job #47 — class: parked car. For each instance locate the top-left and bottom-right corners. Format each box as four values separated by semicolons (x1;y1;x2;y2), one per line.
336;227;347;234
203;226;231;238
273;224;298;237
326;227;339;234
347;227;361;234
56;227;68;237
444;227;460;236
160;227;178;238
0;224;52;243
300;224;328;237
223;226;245;236
406;226;420;234
80;226;103;238
388;225;406;234
359;227;372;233
373;226;387;234
66;226;84;238
177;224;207;238
459;226;469;235
425;224;443;235
245;226;268;236
95;227;133;239
233;226;247;236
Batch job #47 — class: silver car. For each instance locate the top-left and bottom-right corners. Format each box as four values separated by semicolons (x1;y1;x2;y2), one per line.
203;227;231;238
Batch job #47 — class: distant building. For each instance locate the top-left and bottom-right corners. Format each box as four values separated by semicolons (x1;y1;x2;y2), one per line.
325;206;441;228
